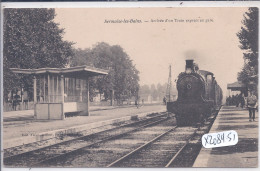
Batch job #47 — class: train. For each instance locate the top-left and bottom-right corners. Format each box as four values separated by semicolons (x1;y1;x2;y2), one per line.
167;59;223;126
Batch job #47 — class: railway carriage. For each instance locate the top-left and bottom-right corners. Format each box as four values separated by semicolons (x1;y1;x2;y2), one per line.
167;60;222;126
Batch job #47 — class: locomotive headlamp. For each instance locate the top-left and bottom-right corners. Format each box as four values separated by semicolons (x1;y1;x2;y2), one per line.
185;68;192;74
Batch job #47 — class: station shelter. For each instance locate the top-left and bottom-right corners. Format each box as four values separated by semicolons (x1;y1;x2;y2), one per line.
10;65;108;120
227;81;247;96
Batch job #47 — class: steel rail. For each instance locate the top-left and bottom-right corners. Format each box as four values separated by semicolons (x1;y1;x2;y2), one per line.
107;126;178;167
4;112;168;161
165;107;221;167
108;107;220;168
165;132;196;167
31;115;169;167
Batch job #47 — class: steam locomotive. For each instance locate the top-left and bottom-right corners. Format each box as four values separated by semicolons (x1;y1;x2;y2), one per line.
167;60;223;126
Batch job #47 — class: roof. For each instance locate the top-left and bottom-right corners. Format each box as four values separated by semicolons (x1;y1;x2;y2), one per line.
198;70;213;77
10;65;108;79
227;81;246;90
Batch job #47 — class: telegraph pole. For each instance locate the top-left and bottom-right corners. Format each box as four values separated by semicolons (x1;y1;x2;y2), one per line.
166;65;172;102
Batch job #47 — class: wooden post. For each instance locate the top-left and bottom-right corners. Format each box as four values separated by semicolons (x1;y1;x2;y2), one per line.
52;75;55;103
43;75;46;103
39;76;42;102
66;77;69;101
33;76;37;104
85;78;89;116
74;77;76;101
56;75;59;102
33;76;37;119
48;74;50;103
80;79;83;102
61;75;65;103
69;78;71;101
21;87;24;110
64;78;66;101
111;90;114;106
61;75;65;119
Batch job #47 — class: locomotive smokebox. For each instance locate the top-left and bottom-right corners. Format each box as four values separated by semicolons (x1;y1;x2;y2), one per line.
185;59;194;73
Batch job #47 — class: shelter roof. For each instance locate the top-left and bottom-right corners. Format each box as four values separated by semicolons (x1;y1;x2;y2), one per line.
227;81;246;91
10;65;108;79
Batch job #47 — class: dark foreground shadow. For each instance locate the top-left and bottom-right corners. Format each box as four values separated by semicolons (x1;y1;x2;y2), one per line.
217;124;258;130
211;138;258;155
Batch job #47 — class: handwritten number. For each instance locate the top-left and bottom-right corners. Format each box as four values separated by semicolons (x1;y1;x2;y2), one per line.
217;134;221;144
203;131;237;148
227;132;232;142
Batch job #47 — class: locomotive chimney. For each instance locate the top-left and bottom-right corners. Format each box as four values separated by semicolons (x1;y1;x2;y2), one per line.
185;59;194;73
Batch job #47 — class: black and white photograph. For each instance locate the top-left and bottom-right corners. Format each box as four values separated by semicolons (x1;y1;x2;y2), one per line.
1;2;259;168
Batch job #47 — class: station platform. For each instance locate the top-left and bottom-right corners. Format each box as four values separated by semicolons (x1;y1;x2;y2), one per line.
3;105;129;122
3;104;166;149
193;106;258;168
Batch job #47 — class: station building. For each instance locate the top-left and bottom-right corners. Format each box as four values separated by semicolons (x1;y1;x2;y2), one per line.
10;65;108;120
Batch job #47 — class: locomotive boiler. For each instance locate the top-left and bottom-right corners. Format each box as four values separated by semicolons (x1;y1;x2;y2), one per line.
167;60;222;126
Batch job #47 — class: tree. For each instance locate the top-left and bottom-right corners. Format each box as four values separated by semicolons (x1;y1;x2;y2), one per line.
157;83;165;100
238;63;257;83
71;42;140;102
150;84;158;100
70;48;94;67
3;8;74;101
237;8;258;89
70;48;97;101
139;84;150;101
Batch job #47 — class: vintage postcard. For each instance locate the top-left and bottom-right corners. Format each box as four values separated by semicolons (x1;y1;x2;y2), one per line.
1;2;259;169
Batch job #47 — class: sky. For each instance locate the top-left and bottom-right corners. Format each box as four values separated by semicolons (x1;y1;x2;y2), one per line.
54;7;248;97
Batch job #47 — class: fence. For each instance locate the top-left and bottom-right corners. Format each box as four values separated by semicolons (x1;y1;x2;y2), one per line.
3;99;163;112
3;101;34;112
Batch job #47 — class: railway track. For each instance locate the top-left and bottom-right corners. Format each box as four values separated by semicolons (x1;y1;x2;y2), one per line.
4;112;169;167
5;108;220;167
107;126;197;167
37;109;218;167
165;114;219;167
36;115;178;167
107;109;219;168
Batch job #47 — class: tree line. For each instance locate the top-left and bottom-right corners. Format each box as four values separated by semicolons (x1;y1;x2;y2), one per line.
71;43;140;102
237;7;258;95
139;83;177;102
3;8;139;103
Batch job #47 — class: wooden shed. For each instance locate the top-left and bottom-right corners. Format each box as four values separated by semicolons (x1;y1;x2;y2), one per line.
10;65;108;120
